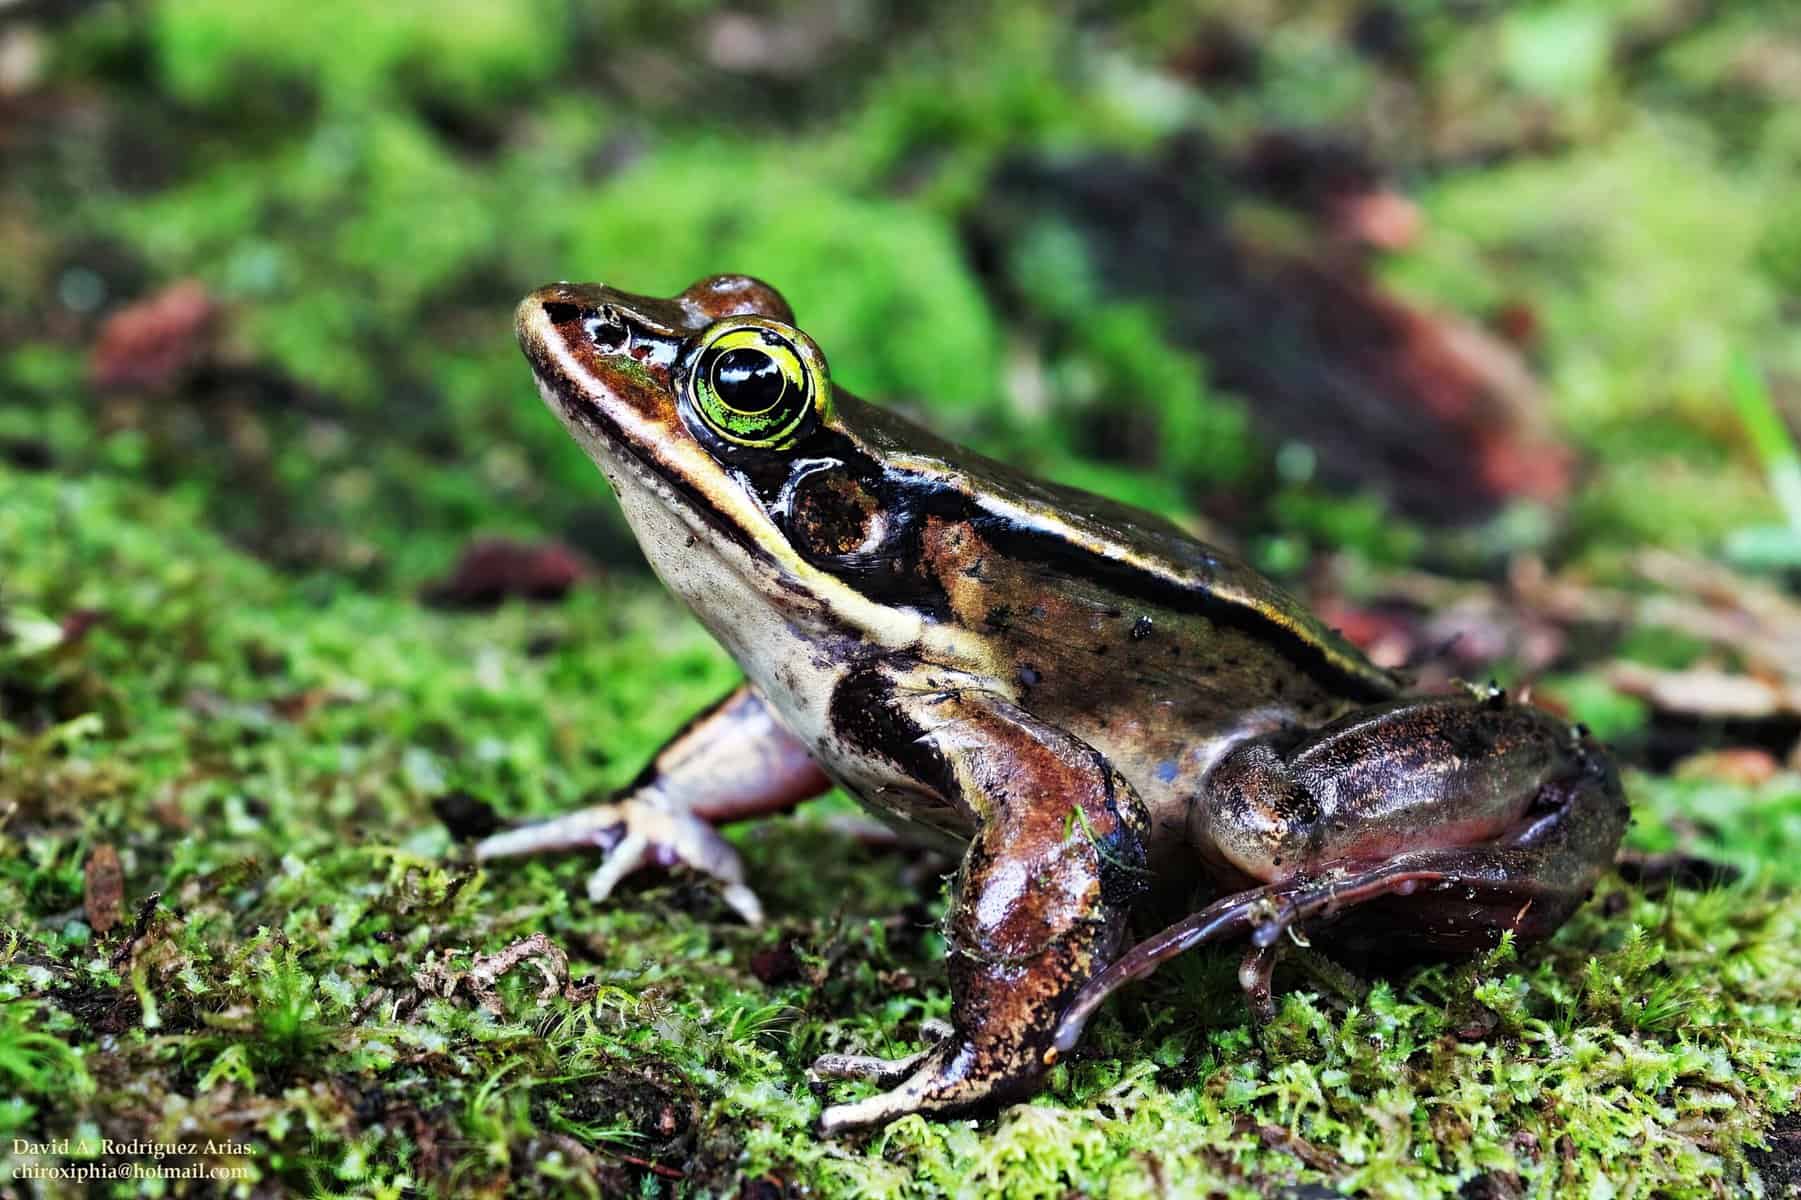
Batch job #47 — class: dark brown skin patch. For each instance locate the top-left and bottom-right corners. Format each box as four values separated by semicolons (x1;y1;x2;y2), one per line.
788;471;885;559
903;509;1366;863
828;662;958;811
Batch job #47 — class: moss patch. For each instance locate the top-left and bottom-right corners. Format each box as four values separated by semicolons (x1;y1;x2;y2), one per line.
2;467;1797;1195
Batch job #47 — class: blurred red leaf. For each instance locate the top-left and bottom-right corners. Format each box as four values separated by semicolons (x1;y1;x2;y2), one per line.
422;538;590;609
87;279;217;393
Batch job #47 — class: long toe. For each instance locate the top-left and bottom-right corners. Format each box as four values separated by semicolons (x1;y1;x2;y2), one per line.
816;1040;998;1135
481;797;768;923
475;802;629;860
809;1048;932;1087
586;831;651;902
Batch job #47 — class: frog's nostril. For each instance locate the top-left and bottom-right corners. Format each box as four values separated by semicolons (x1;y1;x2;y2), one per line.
584;307;630;353
535;299;629;353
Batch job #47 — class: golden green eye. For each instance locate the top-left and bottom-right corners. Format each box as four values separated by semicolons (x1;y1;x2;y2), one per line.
687;318;829;448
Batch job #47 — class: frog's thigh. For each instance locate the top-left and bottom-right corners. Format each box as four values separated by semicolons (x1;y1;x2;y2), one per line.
817;684;1150;1134
1192;698;1627;935
1050;710;1627;1053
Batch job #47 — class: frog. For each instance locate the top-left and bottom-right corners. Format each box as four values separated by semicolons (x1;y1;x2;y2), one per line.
476;274;1627;1134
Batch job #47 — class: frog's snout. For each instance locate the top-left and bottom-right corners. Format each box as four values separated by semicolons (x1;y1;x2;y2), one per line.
514;284;571;363
516;282;595;354
514;291;543;354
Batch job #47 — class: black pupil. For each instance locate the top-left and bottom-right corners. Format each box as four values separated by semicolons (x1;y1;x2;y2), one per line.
713;347;786;414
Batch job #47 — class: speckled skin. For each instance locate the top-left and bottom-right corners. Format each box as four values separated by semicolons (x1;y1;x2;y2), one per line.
495;275;1628;1134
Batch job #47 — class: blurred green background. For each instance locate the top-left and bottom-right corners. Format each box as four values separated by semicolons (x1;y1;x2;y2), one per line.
3;2;1800;1197
8;0;1799;582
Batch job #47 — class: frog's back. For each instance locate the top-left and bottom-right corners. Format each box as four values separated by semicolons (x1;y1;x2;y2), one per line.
808;396;1404;842
831;395;1399;716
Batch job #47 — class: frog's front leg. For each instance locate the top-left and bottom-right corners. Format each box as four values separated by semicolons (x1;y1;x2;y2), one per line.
815;668;1151;1134
475;682;831;923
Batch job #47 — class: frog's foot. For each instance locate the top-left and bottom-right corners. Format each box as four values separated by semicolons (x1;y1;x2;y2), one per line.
819;1033;1012;1134
810;1020;955;1088
477;683;834;924
475;797;764;925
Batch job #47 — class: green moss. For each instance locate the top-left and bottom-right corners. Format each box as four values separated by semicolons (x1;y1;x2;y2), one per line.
1539;674;1653;743
0;999;93;1122
1268;487;1429;569
996;217;1262;499
151;0;571;109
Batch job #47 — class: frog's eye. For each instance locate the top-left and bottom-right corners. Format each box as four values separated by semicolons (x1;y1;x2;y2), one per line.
687;318;830;449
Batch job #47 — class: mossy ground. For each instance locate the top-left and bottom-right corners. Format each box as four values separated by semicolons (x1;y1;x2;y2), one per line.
4;2;1800;1196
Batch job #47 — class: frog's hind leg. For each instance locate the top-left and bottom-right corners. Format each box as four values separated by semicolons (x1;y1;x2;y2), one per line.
475;682;831;924
1051;749;1627;1055
814;673;1151;1134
